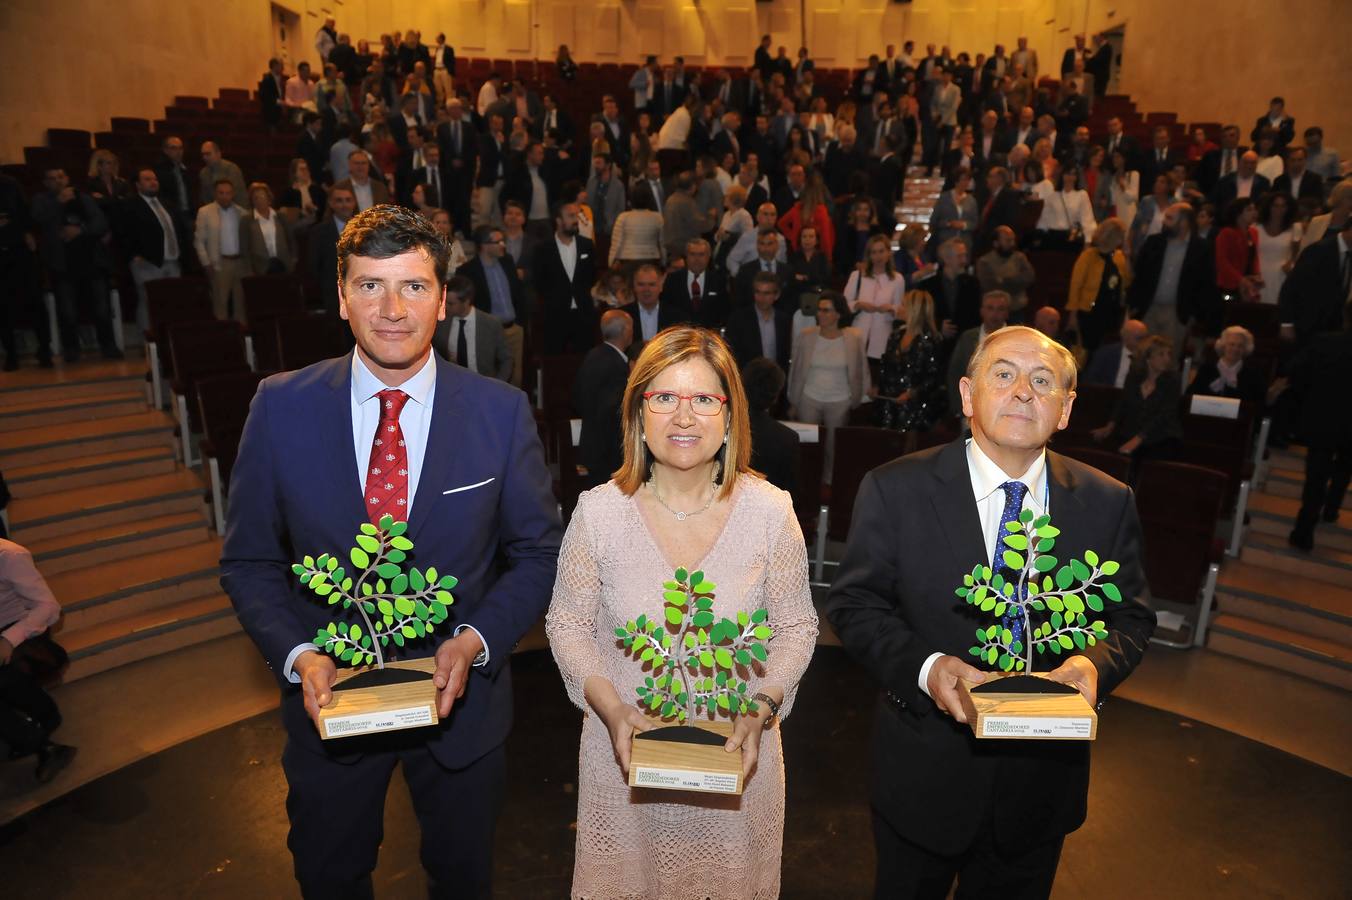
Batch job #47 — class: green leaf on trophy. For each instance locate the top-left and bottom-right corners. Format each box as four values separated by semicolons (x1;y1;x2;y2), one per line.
640;647;655;662
402;624;418;639
388;520;408;537
1010;640;1023;655
360;523;378;536
1038;525;1060;538
717;694;731;710
752;608;769;624
980;595;997;612
1065;594;1085;614
378;514;394;531
715;671;729;686
675;567;689;582
956;587;970;600
1003;533;1029;551
696;597;713;612
1069;559;1091;581
1055;566;1073;589
753;625;772;640
390;574;408;594
438;575;457;590
736;649;752;665
1036;538;1055;553
1101;560;1120;576
1051;611;1064;629
292;563;306;575
1073;631;1087;650
355;534;380;554
1002;550;1025;570
1086;594;1104;612
339;647;355;662
390;536;414;551
1102;583;1122;603
395;596;415;616
375;580;386;594
993;601;1007;617
434;590;452;605
663;590;686;605
976;627;988;642
750;643;768;663
999;653;1014;672
715;648;734;669
1058;634;1074;650
1049;640;1062;655
1004;520;1022;533
386;549;406;564
699;650;715;668
664;607;684;626
1030;599;1045;611
1085;549;1099;566
1034;555;1058;573
392;631;405;647
315;584;334;596
376;563;400;579
1001;627;1013;645
692;611;714;628
969;646;981;656
1019;508;1034;524
350;547;369;569
693;580;715;594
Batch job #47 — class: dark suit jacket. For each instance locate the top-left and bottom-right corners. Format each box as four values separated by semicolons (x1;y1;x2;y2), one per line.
297;130;328;184
152;155;195;219
1139;147;1182;185
1209;173;1271;212
1273;171;1325;202
625;300;693;349
120;194;177;267
476;133;507;187
1279;234;1349;345
868;154;905;228
307;216;344;314
1100;134;1139;168
501;157;557;217
1195;146;1248;196
823;142;868;197
1128;233;1217;325
432;307;513;381
533;235;598;354
220;354;561;768
572;342;630;483
1082;341;1129;387
459;255;528;324
825;441;1154;855
436;119;480;183
749;409;799;495
1289;329;1352;446
259;72;284;126
1251;115;1295;150
661;268;728;329
724;305;792;371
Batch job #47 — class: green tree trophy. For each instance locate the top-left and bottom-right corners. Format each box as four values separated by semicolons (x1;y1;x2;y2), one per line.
292;514;457;740
953;509;1123;740
615;566;773;794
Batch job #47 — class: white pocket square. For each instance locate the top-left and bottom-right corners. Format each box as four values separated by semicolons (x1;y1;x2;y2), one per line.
442;477;495;495
580;253;590;259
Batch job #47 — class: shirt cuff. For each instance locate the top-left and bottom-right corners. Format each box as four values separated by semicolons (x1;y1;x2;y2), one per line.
917;651;945;698
453;624;490;667
284;643;321;683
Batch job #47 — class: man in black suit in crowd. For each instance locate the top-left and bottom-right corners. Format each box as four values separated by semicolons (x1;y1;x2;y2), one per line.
1195;125;1246;196
1273;147;1325;203
572;309;634;490
436;98;478;235
754;35;775;80
742;357;799;495
297;113;329;184
1287;300;1352;551
1128;203;1218;352
501;142;558;232
122;168;184;330
1209;151;1271;212
0;172;49;370
916;238;980;338
1139;126;1180;186
259;58;286;129
974;110;1010;171
1100;116;1138;168
662;238;727;329
1280;217;1352;347
1087;34;1113;99
626;263;691;351
598;96;631;172
432;275;514;382
537;94;573;144
1251;97;1296;152
827;324;1155;898
734;230;792;311
868;135;906;231
823;124;868;198
1060;34;1087;76
533;200;597;355
307;185;356;318
461;225;528;384
153;135;194;228
974;167;1022;257
725;271;793;372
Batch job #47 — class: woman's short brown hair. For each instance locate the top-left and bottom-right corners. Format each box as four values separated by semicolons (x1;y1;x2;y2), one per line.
613;326;754;498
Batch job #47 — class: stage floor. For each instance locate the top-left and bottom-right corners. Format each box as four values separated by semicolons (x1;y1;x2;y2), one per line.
2;648;1346;899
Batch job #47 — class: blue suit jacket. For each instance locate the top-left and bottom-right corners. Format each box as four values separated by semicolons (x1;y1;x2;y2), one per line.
220;352;561;767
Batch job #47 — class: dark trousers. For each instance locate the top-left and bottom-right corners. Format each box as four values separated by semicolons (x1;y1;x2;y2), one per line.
0;666;61;757
872;808;1064;900
0;248;51;363
50;270;118;359
283;738;506;900
1296;443;1352;535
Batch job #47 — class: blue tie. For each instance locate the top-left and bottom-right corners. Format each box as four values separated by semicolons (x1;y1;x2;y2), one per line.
996;480;1029;644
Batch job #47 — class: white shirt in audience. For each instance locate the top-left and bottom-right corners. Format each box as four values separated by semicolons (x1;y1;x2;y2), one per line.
1031;181;1098;240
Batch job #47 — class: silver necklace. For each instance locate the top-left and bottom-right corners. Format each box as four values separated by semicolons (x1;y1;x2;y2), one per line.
649;469;717;521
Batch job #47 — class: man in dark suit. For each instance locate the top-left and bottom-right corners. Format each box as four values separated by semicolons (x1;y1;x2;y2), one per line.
725;272;793;371
572;310;634;490
307;186;356;318
1286;302;1352;550
1082;318;1148;387
868;135;906;231
153;135;195;227
123;168;185;330
1087;34;1113;98
537;93;574;145
1129;203;1218;353
1279;218;1352;347
0;172;49;370
662;238;727;329
533;201;597;355
297;113;329;184
733;230;792;311
432;275;513;381
1100;116;1138;168
915;239;980;338
1139;126;1181;185
436;98;478;234
1251;97;1296;152
598;96;631;172
974;110;1010;170
1273;147;1325;203
743;357;799;494
1195;125;1245;196
1209;151;1271;212
1055;81;1089;131
823;125;869;197
460;225;528;384
754;35;775;80
1060;34;1087;76
500;142;556;231
826;324;1154;897
259;59;286;129
974;167;1023;257
221;205;560;899
627;263;691;350
476;114;509;227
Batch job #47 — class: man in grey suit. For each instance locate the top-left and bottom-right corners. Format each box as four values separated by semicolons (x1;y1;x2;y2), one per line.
661;171;712;263
432;274;513;381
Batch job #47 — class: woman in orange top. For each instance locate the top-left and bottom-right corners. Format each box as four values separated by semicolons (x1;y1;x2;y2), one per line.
778;178;835;262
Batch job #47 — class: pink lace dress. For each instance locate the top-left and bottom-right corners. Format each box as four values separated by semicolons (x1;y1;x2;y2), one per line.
546;477;819;900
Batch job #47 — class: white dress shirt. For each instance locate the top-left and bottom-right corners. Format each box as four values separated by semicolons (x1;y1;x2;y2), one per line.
1031;183;1098;240
143;194;179;261
284;351;490;680
217;205;241;256
255;210;279;258
351;178;375;211
638;303;661;341
555;235;578;300
918;439;1049;696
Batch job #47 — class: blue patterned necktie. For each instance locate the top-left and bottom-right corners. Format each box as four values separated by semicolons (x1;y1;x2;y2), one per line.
996;480;1029;644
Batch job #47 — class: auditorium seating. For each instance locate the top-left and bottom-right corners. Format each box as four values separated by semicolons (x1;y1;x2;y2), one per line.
240;274;308;372
196;369;265;534
143;278;215;409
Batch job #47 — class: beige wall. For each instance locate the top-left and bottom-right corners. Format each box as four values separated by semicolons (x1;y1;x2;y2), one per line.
3;0;1349;164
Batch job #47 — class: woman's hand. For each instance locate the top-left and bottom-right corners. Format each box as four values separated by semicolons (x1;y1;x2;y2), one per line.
1118;435;1143;455
726;709;769;779
1090;423;1113;442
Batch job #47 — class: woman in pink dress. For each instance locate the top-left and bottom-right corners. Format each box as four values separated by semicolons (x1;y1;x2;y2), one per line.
546;326;819;900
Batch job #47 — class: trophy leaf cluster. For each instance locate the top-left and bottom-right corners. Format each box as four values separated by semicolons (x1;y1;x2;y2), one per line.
954;509;1119;674
615;567;772;724
293;515;455;668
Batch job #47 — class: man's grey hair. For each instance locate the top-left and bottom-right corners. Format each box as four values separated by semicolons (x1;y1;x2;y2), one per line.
600;310;630;341
966;325;1078;392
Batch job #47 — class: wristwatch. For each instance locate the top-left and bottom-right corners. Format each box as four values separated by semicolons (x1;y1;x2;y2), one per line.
751;692;781;727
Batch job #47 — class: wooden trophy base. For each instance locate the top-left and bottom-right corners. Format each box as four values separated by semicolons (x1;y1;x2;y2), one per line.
629;719;744;795
956;673;1097;741
318;657;440;740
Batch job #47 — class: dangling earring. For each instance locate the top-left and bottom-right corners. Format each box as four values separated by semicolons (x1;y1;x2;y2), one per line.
723;432;729;444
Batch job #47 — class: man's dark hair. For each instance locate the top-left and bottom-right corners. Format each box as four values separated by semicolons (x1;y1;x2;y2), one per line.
631;188;656;212
337;204;451;287
751;271;781;292
503;199;527;216
472;224;501;245
1270;96;1284;106
1304;126;1323;140
741;358;785;412
445;274;475;303
214;178;235;189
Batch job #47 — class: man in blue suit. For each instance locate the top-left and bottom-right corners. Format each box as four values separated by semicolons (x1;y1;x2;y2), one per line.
220;204;561;899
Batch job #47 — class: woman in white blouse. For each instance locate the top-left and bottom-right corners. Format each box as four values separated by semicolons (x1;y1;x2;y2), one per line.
241;182;295;275
843;234;906;378
787;290;869;482
1102;149;1139;227
804;96;835;143
607;187;665;270
1031;165;1098;252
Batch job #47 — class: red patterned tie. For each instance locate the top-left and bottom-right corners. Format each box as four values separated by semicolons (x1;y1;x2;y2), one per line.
690;275;701;313
364;389;411;526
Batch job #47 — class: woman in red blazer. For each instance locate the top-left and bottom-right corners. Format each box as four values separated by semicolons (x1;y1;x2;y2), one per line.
1215;197;1262;301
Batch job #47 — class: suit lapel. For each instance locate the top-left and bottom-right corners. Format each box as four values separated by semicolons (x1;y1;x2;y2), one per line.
407;357;467;541
321;354;369;526
1046;451;1085;533
929;440;988;569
